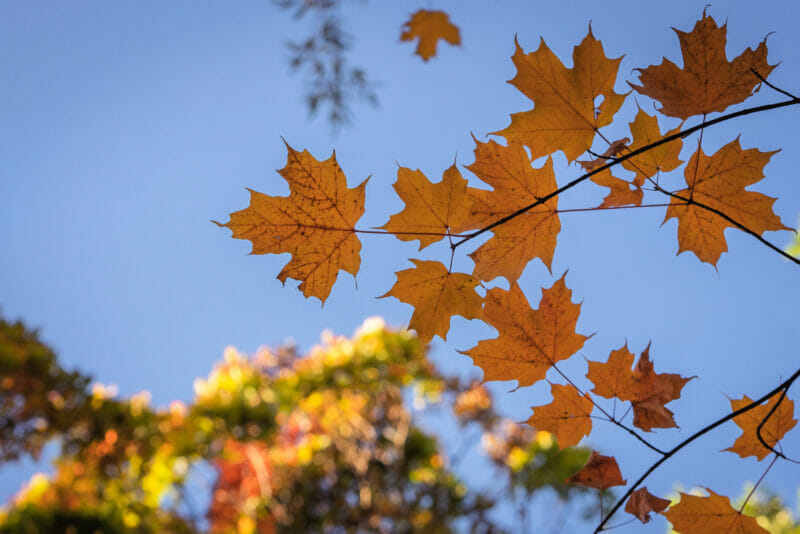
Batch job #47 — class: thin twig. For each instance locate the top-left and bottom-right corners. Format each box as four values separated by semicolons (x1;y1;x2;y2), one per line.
738;453;779;512
594;366;800;532
552;364;666;455
752;69;800;100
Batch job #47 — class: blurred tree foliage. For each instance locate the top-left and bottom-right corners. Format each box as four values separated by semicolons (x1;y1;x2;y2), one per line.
273;0;377;127
0;314;595;533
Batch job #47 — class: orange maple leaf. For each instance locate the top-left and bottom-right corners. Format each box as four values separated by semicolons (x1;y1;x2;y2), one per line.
215;142;367;303
494;28;627;162
462;274;587;388
631;11;775;119
526;383;593;448
621;108;683;187
588;169;643;208
566;451;625;489
664;489;768;534
664;138;789;265
586;343;692;432
456;139;560;283
380;165;471;250
380;259;483;343
625;487;670;524
400;9;460;61
724;392;797;461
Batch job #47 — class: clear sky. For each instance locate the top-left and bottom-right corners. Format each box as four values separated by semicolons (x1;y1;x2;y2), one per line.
2;1;799;532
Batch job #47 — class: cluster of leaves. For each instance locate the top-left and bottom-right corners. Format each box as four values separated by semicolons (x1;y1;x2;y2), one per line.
216;8;800;532
0;313;599;533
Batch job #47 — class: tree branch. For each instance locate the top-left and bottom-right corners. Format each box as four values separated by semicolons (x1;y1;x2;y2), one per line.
594;366;800;532
452;97;800;260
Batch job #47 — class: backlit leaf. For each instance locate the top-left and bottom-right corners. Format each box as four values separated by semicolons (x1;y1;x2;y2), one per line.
215;142;367;303
526;383;593;448
724;392;797;461
463;274;587;388
631;11;775;119
566;451;625;489
380;259;483;343
495;28;626;162
664;139;789;265
665;489;768;533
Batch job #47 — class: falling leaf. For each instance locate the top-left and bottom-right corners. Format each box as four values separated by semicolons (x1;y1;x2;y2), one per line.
631;11;775;119
625;487;670;523
495;28;627;162
215;142;367;303
566;451;625;489
621;107;683;187
456;139;560;282
586;343;692;432
400;9;461;61
380;259;483;343
724;392;797;461
463;274;587;387
526;383;593;448
380;165;471;250
664;489;768;533
664;139;789;265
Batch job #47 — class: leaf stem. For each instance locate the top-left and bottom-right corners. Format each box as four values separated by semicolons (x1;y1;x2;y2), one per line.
594;366;800;532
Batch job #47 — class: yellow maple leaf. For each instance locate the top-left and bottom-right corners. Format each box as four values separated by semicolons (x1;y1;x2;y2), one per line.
631;11;775;119
380;165;471;250
379;259;482;343
664;138;789;265
462;274;586;388
665;489;768;534
724;392;797;461
456;139;560;283
494;28;626;162
621;108;683;186
400;9;461;61
215;142;367;303
526;383;593;448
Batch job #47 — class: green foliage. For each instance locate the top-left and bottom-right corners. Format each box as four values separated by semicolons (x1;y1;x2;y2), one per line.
0;314;595;533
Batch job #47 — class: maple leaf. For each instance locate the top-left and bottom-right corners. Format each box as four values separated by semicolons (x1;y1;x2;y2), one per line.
566;451;625;489
586;343;692;432
526;383;593;448
462;274;587;388
400;9;460;61
579;137;630;172
621;108;683;186
215;142;367;303
380;259;483;343
631;11;775;119
380;165;471;250
588;169;643;208
664;138;789;265
494;28;627;162
664;489;768;534
455;139;560;283
724;392;797;461
625;487;670;524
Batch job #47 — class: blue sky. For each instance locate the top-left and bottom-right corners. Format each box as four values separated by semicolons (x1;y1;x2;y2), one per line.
2;1;800;531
